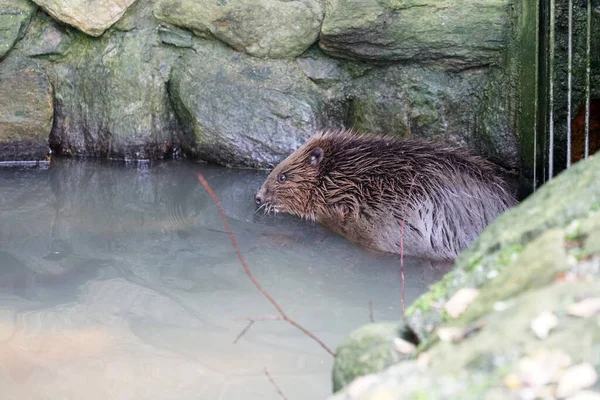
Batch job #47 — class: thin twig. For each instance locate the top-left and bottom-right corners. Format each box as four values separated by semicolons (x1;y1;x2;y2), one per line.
197;174;335;356
368;300;374;323
233;319;255;344
399;174;418;321
233;316;284;344
264;367;289;400
234;315;282;323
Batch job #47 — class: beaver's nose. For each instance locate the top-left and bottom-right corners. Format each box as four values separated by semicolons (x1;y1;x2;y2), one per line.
254;193;263;205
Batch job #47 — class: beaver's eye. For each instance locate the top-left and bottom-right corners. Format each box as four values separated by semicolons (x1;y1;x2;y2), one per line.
277;173;286;183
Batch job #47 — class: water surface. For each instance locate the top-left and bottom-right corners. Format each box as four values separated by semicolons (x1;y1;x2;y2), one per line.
0;159;450;400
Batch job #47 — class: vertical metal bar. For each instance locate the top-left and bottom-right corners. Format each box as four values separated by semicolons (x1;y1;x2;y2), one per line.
533;3;540;191
548;0;555;179
566;0;573;167
584;0;592;158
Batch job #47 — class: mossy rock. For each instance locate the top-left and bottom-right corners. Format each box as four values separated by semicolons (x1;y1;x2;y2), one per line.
332;322;415;392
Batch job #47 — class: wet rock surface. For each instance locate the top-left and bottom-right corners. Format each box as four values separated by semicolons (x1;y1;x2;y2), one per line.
0;0;530;166
320;0;511;68
0;0;36;59
169;41;345;168
0;57;53;161
47;29;182;160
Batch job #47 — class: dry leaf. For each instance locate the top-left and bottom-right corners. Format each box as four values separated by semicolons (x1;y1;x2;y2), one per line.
444;288;479;318
556;363;598;398
518;349;572;387
530;311;559;339
416;351;431;370
393;337;416;354
568;298;600;318
437;327;463;342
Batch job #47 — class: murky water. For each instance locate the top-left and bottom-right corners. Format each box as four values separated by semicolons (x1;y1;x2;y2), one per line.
0;159;450;400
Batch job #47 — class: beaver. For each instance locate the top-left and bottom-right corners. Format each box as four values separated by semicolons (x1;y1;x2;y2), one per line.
254;130;517;260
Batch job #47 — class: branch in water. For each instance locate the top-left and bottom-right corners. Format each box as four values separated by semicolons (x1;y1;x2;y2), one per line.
233;319;255;344
197;173;335;357
264;367;290;400
232;316;283;344
399;174;418;321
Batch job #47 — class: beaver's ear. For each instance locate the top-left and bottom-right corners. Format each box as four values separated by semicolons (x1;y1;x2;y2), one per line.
308;147;324;166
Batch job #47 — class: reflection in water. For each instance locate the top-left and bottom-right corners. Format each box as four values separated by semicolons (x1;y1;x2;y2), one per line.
0;159;450;399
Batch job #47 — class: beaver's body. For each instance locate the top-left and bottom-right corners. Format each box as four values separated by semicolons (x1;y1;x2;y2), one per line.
254;130;516;260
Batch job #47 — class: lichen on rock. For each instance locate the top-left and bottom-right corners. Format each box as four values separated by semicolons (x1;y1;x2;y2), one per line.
320;0;511;69
154;0;324;59
0;0;37;59
0;57;53;162
168;41;346;168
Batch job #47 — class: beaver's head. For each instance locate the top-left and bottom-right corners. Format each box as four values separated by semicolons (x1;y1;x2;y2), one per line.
254;140;326;221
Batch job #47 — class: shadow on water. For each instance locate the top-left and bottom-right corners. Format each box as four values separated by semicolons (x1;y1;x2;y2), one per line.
0;158;450;399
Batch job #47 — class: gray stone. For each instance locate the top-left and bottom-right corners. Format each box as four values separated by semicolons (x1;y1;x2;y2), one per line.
31;0;138;36
154;0;323;58
19;11;72;58
0;57;53;161
48;30;182;159
346;65;519;168
0;0;36;59
169;41;345;168
296;47;349;85
158;24;192;48
320;0;511;68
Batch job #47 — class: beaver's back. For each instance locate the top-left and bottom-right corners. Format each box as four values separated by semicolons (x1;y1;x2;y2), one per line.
309;131;516;260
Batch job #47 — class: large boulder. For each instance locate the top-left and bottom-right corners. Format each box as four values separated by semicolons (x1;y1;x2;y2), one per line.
0;57;53;161
320;0;511;69
30;0;138;36
49;29;182;159
0;0;36;59
169;41;345;168
154;0;323;59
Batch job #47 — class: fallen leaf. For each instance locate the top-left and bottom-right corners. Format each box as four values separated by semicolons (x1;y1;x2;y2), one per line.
518;349;572;387
437;327;463;343
568;298;600;318
530;311;559;339
444;288;479;318
393;337;416;355
556;363;598;398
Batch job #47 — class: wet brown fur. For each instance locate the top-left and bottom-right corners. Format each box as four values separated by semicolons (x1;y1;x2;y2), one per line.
255;129;517;261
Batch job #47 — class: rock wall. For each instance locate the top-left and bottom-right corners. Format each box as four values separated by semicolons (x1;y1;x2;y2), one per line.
0;0;523;167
